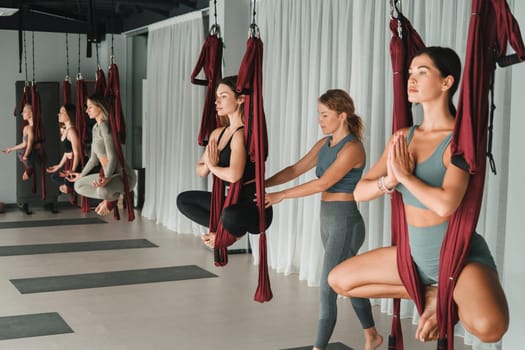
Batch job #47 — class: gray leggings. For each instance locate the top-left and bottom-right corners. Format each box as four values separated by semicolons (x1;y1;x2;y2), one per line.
74;171;136;201
315;201;375;349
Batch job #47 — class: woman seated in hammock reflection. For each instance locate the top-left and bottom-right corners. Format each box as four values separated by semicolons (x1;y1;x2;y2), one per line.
328;47;509;343
177;76;273;248
68;93;136;216
2;104;41;181
46;104;82;194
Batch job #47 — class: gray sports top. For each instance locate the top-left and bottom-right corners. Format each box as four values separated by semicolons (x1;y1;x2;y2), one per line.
80;122;120;178
315;134;364;193
396;125;453;209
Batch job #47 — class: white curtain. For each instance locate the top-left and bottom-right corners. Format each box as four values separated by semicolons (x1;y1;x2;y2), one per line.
258;1;513;349
142;12;208;236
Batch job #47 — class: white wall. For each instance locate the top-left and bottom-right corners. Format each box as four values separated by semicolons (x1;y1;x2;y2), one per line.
502;2;525;348
0;30;127;203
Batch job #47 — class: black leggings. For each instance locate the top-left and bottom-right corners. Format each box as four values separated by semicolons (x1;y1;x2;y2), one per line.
176;185;273;237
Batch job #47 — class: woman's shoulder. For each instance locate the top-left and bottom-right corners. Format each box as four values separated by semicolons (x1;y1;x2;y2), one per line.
97;121;111;133
67;126;80;138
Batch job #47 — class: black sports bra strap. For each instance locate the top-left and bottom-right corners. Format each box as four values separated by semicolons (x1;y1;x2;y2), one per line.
217;127;228;143
218;125;244;144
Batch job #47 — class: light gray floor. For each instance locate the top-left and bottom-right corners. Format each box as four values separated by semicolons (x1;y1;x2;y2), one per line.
0;207;472;350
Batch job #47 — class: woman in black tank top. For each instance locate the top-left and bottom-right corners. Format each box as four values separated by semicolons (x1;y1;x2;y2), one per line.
177;76;272;248
46;104;82;193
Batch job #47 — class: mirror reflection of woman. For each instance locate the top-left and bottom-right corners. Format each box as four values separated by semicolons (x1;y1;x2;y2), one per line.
2;104;41;181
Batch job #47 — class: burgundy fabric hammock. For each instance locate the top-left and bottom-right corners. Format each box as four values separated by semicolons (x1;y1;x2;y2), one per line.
95;67;107;95
62;78;72;105
236;34;272;302
388;12;425;350
30;84;47;200
388;1;524;349
105;62;134;221
75;76;90;213
190;30;223;146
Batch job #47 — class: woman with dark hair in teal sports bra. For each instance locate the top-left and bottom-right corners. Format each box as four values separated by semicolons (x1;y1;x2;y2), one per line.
328;47;509;344
265;89;382;350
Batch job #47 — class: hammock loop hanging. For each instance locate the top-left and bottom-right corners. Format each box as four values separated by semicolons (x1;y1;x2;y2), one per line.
390;0;402;19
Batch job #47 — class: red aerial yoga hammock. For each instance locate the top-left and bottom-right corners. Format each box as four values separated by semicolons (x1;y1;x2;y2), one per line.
27;84;47;200
190;25;223;146
75;73;91;213
191;24;273;301
235;30;272;303
105;61;134;221
387;1;525;349
62;77;72;105
95;67;107;95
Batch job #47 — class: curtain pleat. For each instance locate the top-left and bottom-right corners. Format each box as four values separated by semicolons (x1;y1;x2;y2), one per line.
142;14;207;236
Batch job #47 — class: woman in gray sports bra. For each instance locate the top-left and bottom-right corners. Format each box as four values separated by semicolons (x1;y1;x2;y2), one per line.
68;94;136;216
265;90;382;350
329;47;508;344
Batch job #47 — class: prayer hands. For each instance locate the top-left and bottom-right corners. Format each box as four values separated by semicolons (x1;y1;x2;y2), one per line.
205;140;219;167
388;132;414;184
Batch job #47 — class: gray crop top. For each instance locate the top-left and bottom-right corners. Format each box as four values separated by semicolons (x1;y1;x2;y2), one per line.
80;122;119;178
315;134;364;193
396;125;453;209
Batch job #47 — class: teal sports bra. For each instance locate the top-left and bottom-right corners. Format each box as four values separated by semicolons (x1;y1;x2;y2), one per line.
315;134;364;193
396;125;453;209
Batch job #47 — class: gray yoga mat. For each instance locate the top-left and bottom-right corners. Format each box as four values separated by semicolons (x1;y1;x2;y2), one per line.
11;265;218;294
0;239;158;256
282;343;354;350
0;217;106;229
0;312;73;340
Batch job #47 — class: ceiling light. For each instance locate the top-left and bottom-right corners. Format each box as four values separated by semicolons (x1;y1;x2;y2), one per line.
0;7;19;16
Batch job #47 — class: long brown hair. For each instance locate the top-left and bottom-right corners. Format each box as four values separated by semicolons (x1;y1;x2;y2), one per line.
318;89;364;141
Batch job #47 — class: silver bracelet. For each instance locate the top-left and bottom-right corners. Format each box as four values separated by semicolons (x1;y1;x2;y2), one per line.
378;176;394;194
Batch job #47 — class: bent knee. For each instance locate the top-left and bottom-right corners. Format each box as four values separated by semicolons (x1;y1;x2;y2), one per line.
463;315;508;343
327;265;351;295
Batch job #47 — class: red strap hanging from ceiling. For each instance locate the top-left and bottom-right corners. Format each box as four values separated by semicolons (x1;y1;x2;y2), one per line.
190;17;223;146
235;22;271;303
105;60;134;221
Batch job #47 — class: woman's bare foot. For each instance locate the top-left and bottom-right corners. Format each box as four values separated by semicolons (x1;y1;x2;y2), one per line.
95;200;111;216
22;170;30;181
201;232;216;248
364;327;383;350
415;285;439;342
59;184;68;194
